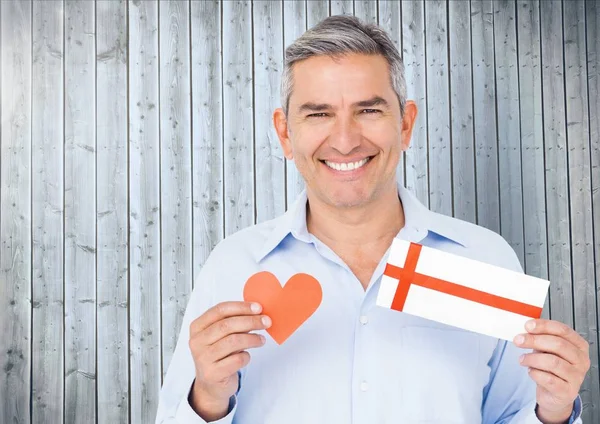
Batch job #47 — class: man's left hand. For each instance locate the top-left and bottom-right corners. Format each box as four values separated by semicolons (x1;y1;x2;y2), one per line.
514;319;591;424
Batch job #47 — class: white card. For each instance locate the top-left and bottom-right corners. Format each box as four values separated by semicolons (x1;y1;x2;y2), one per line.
376;239;550;341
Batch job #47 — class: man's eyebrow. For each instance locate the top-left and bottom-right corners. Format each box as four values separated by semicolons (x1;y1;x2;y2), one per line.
297;96;390;113
353;96;390;108
297;102;330;113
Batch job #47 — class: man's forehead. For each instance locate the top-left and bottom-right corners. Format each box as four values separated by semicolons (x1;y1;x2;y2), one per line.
293;56;390;82
288;54;394;109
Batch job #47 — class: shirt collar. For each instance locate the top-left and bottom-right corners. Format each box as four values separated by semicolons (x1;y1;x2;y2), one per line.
396;184;468;247
254;181;468;263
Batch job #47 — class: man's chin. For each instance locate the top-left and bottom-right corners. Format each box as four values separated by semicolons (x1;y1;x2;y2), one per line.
306;182;374;209
325;192;372;209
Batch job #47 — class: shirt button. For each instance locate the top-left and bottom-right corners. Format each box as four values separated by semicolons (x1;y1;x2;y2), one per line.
360;381;369;392
359;315;369;325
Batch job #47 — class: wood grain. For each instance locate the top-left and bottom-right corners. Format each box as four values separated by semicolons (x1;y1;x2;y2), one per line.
96;1;129;422
449;0;476;223
424;0;452;216
129;0;162;422
586;0;600;398
223;1;255;234
31;1;64;422
330;0;353;17
283;0;307;208
471;0;500;232
254;1;286;224
307;0;329;29
191;0;225;271
0;1;32;423
494;0;525;264
401;0;429;207
563;1;600;420
516;0;550;319
540;0;574;330
158;0;192;388
354;0;377;24
64;1;96;422
378;0;404;186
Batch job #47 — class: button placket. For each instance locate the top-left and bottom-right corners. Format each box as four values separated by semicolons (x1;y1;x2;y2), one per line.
354;311;376;424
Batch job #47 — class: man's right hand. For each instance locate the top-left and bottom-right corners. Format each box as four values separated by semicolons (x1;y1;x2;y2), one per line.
188;301;271;421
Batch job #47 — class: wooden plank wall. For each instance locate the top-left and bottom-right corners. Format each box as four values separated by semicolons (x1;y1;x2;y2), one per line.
96;2;129;423
0;0;598;422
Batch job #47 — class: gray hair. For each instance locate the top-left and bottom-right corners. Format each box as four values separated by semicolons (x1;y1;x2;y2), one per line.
280;14;406;118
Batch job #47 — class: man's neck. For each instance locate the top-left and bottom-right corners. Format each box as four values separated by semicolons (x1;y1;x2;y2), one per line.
306;185;405;249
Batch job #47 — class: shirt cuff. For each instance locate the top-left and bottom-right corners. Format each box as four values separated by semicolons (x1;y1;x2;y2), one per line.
568;395;583;424
175;387;237;424
528;396;583;424
507;398;582;424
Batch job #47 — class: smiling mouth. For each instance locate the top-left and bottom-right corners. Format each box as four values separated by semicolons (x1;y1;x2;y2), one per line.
322;156;373;172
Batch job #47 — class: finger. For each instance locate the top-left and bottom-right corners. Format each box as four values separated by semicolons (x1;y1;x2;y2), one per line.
520;353;577;383
190;301;262;337
214;351;252;380
514;334;582;365
202;315;272;345
199;351;251;384
525;319;589;352
209;332;266;362
527;368;576;401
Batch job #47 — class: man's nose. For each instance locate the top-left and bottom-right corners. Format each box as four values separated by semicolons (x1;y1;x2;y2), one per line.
327;115;362;155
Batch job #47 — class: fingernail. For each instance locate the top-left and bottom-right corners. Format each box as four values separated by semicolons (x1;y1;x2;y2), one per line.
514;335;525;345
525;320;536;331
259;335;266;344
519;354;525;364
250;303;261;313
262;316;272;327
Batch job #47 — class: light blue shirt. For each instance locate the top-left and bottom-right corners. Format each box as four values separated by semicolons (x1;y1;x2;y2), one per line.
156;183;582;424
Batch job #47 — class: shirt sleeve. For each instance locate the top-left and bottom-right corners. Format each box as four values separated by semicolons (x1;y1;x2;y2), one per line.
172;383;237;424
481;337;536;423
155;250;238;424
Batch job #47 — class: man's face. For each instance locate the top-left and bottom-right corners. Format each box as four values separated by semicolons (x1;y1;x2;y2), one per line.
274;53;417;209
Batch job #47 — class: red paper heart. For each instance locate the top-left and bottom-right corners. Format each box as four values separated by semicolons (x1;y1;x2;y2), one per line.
243;271;322;345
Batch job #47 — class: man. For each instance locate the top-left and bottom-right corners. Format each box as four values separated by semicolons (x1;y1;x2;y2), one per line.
156;15;590;424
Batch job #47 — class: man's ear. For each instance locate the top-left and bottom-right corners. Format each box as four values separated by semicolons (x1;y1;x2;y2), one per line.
273;108;293;160
400;100;418;151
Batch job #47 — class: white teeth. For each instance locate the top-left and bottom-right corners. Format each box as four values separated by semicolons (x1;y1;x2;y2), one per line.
324;157;370;171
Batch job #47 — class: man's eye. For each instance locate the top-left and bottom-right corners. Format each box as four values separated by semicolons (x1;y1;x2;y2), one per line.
362;109;381;114
307;113;327;118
